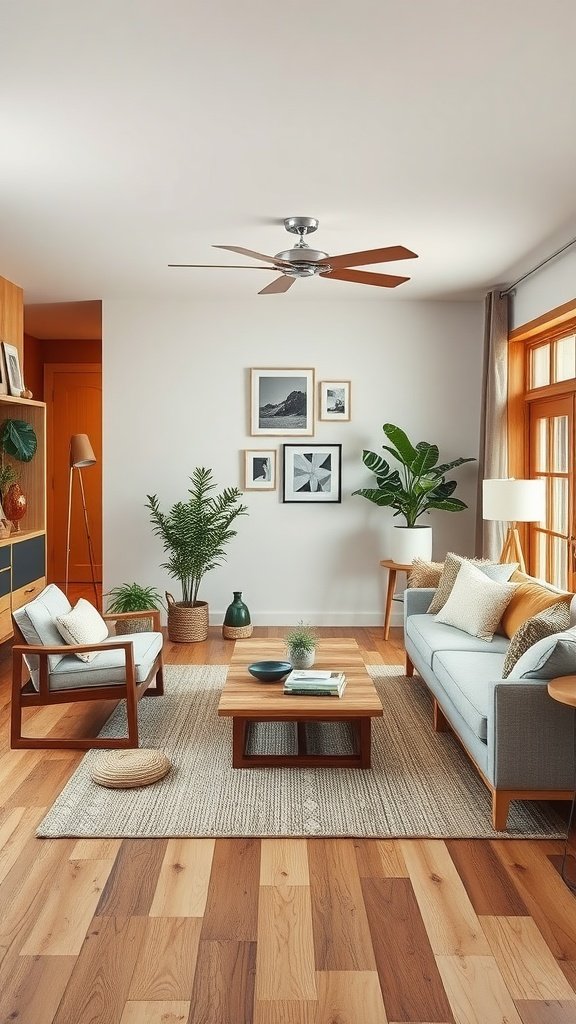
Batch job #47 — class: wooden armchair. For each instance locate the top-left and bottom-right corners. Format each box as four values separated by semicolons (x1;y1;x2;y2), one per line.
11;608;164;750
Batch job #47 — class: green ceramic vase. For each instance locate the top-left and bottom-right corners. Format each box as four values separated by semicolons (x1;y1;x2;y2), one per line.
223;591;251;628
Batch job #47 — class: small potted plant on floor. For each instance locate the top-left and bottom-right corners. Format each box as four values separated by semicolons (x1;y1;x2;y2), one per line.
285;622;318;669
146;467;248;643
105;583;165;634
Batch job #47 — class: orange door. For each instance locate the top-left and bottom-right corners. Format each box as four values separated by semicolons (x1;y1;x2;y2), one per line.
45;364;102;583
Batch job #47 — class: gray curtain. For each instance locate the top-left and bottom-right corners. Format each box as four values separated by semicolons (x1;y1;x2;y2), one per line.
475;289;510;559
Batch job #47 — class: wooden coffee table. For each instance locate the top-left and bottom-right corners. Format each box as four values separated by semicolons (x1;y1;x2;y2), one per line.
218;638;383;768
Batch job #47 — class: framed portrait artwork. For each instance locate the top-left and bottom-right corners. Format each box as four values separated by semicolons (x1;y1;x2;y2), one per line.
283;443;342;503
250;367;314;436
319;380;351;421
2;343;24;397
244;449;277;490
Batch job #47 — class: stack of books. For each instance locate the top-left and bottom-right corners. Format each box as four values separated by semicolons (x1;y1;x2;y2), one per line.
283;669;346;697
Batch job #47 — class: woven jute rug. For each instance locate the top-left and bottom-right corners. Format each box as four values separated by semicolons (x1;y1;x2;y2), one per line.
37;664;565;839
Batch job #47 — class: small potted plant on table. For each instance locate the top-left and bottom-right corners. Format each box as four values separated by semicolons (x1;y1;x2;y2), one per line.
286;622;318;669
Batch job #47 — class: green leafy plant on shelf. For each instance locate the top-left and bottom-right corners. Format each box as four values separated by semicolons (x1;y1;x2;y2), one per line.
105;583;165;614
352;422;475;527
285;622;318;656
0;419;38;497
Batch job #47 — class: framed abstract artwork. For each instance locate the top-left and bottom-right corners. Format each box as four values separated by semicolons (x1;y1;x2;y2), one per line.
250;367;314;435
244;449;277;490
282;443;342;503
3;342;23;397
319;380;351;421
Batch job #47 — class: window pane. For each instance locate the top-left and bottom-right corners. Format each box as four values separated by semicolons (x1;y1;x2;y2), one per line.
553;335;576;383
552;416;569;472
535;418;548;471
552;535;568;589
534;530;547;580
551;476;568;534
530;344;550;388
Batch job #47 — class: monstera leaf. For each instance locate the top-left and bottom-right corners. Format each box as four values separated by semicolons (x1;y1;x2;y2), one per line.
0;420;38;462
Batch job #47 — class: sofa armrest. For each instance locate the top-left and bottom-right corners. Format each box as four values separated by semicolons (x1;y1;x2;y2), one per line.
404;588;435;624
487;678;576;789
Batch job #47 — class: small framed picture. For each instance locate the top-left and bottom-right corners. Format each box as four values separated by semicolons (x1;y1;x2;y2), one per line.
250;367;315;436
283;443;342;503
0;343;9;395
319;380;351;421
2;343;23;397
244;449;277;490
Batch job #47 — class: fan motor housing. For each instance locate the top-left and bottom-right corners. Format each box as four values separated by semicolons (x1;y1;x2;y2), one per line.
275;247;331;277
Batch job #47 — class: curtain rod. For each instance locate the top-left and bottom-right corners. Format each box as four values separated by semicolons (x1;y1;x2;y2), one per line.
499;235;576;298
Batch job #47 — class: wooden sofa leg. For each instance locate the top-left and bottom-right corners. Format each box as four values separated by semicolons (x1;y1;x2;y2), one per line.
492;789;511;831
433;700;449;733
405;652;414;677
10;651;25;749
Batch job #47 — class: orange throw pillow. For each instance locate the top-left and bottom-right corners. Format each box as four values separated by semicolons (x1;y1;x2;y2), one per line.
501;582;572;639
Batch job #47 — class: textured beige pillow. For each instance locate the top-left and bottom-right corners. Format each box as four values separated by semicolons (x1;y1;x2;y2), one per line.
435;560;518;641
55;598;109;662
407;558;444;589
502;602;571;678
427;552;517;614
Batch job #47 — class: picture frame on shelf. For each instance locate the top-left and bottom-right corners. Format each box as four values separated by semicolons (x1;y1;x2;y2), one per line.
244;449;277;490
250;367;315;436
0;343;8;395
2;343;23;397
282;443;342;503
319;380;351;421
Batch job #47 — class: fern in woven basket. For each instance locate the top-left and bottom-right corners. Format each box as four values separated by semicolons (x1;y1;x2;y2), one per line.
146;467;248;606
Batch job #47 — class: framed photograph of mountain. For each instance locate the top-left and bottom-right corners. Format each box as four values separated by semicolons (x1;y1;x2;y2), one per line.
319;380;351;421
282;443;342;503
244;449;277;490
250;367;315;436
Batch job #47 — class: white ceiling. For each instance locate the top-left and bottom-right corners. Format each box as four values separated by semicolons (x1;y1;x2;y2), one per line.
2;0;576;304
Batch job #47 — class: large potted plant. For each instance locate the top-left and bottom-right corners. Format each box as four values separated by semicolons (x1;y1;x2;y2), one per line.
146;467;248;642
353;423;475;563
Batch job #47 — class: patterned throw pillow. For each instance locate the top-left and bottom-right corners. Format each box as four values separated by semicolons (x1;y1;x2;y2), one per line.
435;560;518;641
427;552;518;614
407;558;444;589
55;598;109;662
502;602;571;678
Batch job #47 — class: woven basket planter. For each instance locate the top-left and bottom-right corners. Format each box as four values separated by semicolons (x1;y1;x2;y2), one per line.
114;615;155;635
222;623;253;640
166;593;209;643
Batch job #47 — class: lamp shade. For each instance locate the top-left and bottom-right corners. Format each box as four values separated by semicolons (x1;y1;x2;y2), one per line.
482;478;546;523
70;433;96;468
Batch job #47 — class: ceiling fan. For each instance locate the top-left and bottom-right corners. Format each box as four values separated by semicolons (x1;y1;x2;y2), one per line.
169;216;418;294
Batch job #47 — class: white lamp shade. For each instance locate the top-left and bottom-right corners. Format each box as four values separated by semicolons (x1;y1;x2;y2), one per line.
482;478;546;523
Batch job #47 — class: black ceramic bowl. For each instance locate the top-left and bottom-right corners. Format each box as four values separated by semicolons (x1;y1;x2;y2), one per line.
247;660;292;683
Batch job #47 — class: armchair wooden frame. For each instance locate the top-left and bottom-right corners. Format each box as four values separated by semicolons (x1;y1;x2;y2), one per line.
10;610;164;750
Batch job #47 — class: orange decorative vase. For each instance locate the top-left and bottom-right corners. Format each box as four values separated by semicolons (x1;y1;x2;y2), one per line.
4;484;27;532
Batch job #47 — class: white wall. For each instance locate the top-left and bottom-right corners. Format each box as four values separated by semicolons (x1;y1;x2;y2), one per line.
103;298;483;625
511;247;576;328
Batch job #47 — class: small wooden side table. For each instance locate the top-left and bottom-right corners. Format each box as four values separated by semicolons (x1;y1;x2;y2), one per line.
380;559;412;640
547;675;576;892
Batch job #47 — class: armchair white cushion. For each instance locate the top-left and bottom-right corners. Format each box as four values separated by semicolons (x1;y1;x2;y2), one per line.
47;631;163;691
13;583;72;673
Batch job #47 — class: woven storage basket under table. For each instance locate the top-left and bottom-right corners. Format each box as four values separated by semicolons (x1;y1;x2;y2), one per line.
166;593;209;642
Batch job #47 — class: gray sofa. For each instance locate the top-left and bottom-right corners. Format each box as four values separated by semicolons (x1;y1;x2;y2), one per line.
404;586;576;829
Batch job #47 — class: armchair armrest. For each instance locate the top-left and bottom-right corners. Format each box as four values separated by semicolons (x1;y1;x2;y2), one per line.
12;640;136;698
102;609;161;631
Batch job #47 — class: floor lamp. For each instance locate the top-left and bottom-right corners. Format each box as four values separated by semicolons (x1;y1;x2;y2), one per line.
482;478;546;573
65;433;99;607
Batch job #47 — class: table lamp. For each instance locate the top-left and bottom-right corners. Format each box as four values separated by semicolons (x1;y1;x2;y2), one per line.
482;478;546;573
65;433;99;606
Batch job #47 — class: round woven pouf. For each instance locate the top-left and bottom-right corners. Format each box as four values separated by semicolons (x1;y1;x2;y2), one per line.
91;749;171;789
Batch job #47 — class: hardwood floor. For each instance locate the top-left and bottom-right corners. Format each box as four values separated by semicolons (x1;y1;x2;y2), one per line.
0;623;574;1023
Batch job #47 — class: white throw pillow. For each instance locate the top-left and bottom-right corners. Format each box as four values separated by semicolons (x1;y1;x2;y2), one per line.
55;599;109;662
507;625;576;679
435;560;518;642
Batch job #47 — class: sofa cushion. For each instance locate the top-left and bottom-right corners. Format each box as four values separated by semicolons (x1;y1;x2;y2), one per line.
406;613;509;668
500;582;572;638
13;583;72;673
427;552;517;614
502;602;571;678
507;626;576;680
433;650;507;741
407;558;444;589
434;561;518;642
46;631;163;691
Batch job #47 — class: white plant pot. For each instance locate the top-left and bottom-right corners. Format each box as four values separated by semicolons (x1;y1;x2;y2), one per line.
389;525;433;564
289;649;316;669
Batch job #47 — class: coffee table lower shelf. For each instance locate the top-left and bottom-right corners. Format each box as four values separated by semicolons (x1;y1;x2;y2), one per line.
232;716;372;769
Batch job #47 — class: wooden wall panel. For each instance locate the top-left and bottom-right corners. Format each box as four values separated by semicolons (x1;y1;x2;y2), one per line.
0;275;24;371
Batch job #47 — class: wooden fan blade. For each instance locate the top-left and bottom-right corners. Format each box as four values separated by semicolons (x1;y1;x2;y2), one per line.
167;268;274;272
321;268;410;288
327;245;418;270
213;245;289;266
258;275;296;295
